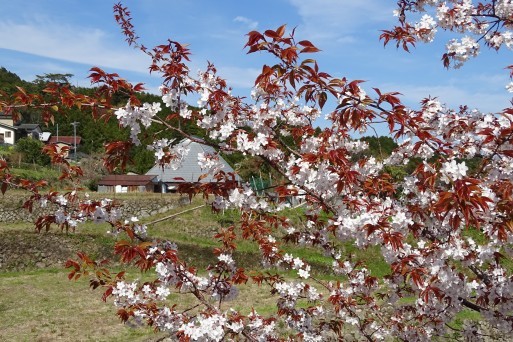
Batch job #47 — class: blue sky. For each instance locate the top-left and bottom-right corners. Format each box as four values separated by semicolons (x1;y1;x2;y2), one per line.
1;0;512;118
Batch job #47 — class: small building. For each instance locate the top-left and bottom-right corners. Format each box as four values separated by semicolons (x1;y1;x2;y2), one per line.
0;122;16;145
39;132;52;143
15;123;43;140
97;174;158;193
146;138;241;192
47;136;82;158
0;113;42;145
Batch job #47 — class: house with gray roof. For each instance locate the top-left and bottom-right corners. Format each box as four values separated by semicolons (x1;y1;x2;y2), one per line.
0;113;42;145
16;123;42;140
145;138;240;192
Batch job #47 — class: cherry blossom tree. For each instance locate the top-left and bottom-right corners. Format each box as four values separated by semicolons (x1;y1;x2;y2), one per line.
1;1;513;340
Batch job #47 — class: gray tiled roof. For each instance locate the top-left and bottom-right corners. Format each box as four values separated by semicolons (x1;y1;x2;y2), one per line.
145;139;240;183
16;124;40;129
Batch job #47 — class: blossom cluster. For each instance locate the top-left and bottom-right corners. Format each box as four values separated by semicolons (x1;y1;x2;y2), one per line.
392;0;513;67
148;138;190;170
115;101;161;145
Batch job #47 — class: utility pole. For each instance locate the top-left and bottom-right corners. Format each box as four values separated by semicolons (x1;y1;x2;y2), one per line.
71;121;79;161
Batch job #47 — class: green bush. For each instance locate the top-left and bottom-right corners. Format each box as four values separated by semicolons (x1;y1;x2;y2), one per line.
14;137;50;166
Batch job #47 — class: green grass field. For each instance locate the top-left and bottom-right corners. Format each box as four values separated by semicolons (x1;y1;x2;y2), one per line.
0;269;156;342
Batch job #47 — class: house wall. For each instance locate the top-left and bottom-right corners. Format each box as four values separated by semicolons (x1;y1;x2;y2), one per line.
97;185;113;193
97;184;153;193
30;127;43;139
0;126;15;144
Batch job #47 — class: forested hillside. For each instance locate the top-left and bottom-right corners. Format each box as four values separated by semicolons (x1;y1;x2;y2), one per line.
0;67;401;179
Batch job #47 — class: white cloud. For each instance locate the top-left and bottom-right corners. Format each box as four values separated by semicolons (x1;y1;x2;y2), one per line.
35;62;73;75
0;18;149;74
233;16;259;30
287;0;395;43
217;66;261;89
336;35;357;44
381;83;511;114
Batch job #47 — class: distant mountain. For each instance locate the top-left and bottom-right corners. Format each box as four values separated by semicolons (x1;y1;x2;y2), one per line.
0;67;32;94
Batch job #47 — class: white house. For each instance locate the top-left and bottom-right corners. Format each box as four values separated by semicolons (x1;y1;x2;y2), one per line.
0;113;44;145
0;122;16;145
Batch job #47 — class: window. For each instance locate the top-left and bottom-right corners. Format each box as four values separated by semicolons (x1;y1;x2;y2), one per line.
5;131;11;138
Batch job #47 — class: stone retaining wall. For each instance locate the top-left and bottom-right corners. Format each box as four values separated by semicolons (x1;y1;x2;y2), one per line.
0;193;188;271
0;193;186;223
0;231;113;271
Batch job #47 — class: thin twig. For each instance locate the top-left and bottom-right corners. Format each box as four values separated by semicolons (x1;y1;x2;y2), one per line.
146;204;206;225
